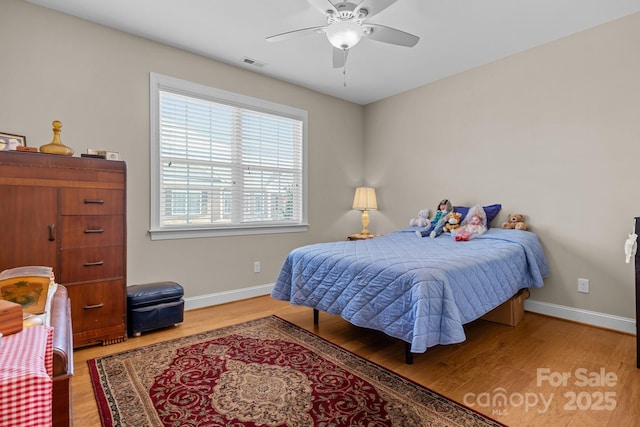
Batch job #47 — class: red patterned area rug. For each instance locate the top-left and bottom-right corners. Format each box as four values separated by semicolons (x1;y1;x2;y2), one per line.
88;316;504;427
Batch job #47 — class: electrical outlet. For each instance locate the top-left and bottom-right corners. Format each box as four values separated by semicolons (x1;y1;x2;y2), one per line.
253;261;261;273
578;278;589;293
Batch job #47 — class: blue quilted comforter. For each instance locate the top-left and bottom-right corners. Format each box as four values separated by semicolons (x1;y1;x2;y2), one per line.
271;228;549;353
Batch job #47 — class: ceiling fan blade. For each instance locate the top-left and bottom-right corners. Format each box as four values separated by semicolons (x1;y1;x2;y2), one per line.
364;23;419;47
354;0;398;18
266;26;327;43
307;0;338;14
332;47;346;68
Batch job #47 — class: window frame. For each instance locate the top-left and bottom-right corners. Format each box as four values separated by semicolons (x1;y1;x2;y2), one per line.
149;72;308;240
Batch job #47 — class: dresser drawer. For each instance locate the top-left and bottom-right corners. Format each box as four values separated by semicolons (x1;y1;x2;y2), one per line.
59;246;124;283
66;280;125;334
60;215;124;248
61;188;124;215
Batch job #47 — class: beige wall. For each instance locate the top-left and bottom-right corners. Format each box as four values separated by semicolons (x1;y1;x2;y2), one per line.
365;12;640;319
0;0;365;298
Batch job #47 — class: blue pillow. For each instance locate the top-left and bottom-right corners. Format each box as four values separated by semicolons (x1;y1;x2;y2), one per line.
454;204;502;228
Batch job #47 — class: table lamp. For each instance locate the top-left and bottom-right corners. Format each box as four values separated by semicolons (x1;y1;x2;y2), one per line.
352;187;377;236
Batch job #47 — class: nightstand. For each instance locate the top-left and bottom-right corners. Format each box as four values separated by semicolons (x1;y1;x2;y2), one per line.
348;233;381;240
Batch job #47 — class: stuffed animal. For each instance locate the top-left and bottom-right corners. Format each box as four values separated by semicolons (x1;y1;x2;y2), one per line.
444;211;462;233
409;209;431;228
502;213;528;231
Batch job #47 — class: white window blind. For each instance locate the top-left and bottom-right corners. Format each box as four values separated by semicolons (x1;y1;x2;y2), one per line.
149;73;307;240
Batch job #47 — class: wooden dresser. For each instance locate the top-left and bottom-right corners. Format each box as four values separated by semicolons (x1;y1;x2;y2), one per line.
0;151;127;348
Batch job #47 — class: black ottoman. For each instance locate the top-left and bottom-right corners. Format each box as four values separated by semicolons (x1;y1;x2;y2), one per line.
127;282;184;337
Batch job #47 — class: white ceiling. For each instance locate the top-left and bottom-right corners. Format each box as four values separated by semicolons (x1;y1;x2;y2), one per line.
26;0;640;105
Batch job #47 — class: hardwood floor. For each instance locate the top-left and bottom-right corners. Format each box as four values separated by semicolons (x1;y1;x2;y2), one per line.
71;296;638;426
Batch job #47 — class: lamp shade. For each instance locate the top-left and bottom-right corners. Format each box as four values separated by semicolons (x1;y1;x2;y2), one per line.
352;187;377;211
326;21;363;50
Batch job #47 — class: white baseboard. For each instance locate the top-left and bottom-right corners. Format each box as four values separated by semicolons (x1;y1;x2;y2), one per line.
525;299;636;335
184;283;275;311
184;288;637;336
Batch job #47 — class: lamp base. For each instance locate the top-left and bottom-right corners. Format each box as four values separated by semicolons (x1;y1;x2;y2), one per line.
359;210;371;236
348;233;380;241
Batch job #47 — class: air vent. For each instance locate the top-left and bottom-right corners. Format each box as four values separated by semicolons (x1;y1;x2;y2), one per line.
241;57;266;68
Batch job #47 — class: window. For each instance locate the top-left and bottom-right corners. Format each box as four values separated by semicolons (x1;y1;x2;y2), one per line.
149;73;307;240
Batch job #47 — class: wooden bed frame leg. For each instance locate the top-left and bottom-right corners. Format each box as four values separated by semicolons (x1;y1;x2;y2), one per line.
313;308;319;325
405;343;414;365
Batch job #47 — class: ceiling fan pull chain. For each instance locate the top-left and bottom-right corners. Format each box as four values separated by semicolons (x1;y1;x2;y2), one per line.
343;48;348;87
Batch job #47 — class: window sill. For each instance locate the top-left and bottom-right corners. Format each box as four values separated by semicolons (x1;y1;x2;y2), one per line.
149;223;309;241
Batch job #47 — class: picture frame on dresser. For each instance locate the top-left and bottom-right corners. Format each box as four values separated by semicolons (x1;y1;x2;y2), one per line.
0;132;26;150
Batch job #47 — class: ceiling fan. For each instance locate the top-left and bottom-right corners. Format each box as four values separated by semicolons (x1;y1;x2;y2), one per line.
266;0;419;69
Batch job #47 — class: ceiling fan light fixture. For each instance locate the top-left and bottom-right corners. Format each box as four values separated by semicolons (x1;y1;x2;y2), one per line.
326;21;363;50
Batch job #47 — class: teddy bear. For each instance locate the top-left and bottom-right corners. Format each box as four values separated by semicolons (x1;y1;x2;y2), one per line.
444;211;462;233
409;209;431;228
502;213;528;231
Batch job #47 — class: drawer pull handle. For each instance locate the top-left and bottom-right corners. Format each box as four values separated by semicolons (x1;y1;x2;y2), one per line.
83;261;104;267
83;303;104;310
84;228;104;234
48;224;56;241
84;199;105;205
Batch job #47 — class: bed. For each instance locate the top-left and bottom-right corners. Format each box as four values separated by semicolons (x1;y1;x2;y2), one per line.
271;227;549;363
